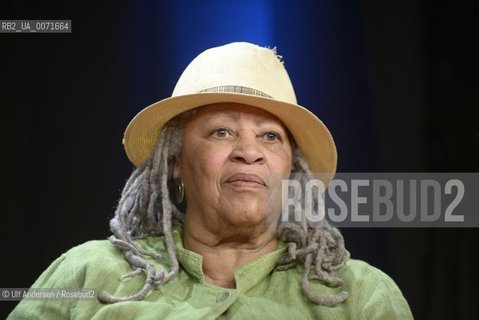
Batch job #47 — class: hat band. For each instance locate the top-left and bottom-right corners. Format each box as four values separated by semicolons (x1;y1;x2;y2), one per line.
199;85;272;98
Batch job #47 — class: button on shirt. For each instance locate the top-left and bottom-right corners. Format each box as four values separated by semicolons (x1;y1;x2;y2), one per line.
9;227;413;319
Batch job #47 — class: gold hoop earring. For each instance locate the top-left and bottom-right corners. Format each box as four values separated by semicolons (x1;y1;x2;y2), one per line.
174;178;184;204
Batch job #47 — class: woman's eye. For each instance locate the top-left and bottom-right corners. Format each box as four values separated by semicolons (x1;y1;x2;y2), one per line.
212;128;231;138
262;132;281;142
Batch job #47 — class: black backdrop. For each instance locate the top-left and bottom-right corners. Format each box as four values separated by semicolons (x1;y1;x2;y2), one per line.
1;1;478;319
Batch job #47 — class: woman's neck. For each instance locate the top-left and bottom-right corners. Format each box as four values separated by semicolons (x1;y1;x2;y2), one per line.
182;220;278;288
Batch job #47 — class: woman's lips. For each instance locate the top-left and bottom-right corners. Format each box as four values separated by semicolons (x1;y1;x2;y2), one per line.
225;173;266;188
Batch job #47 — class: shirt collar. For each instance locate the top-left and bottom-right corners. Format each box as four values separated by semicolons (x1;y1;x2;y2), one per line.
172;226;286;292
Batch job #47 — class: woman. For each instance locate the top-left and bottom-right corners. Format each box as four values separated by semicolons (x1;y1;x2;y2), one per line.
9;42;412;319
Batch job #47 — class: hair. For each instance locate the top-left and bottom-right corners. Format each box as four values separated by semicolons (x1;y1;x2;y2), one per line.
97;113;350;306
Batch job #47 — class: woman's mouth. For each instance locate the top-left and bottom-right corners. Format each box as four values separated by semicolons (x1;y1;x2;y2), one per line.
225;173;266;188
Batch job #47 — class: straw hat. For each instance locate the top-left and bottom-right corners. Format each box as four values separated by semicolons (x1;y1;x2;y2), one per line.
123;42;337;183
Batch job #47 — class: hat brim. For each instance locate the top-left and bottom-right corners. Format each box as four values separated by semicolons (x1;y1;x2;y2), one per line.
123;93;337;185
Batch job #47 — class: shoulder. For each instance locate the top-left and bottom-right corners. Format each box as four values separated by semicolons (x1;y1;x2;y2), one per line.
53;239;125;275
65;239;120;258
32;236;169;289
339;259;413;319
65;236;167;258
340;259;396;287
269;258;412;319
61;236;168;270
8;238;168;319
339;259;405;296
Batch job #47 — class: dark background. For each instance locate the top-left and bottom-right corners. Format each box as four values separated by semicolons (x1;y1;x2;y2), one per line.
1;0;478;318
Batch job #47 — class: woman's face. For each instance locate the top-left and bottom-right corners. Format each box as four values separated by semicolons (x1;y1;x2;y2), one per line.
176;103;293;232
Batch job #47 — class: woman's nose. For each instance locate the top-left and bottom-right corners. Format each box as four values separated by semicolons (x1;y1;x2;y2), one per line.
230;134;265;165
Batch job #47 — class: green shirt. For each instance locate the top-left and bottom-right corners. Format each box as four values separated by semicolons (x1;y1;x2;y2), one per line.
9;228;413;319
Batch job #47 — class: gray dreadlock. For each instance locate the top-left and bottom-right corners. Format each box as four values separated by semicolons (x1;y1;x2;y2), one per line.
98;113;350;306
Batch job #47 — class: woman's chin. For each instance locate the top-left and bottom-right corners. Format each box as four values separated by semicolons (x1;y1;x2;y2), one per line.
223;210;277;231
220;197;280;222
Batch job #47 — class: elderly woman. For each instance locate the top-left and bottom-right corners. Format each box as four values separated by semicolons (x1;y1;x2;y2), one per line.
9;42;412;319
